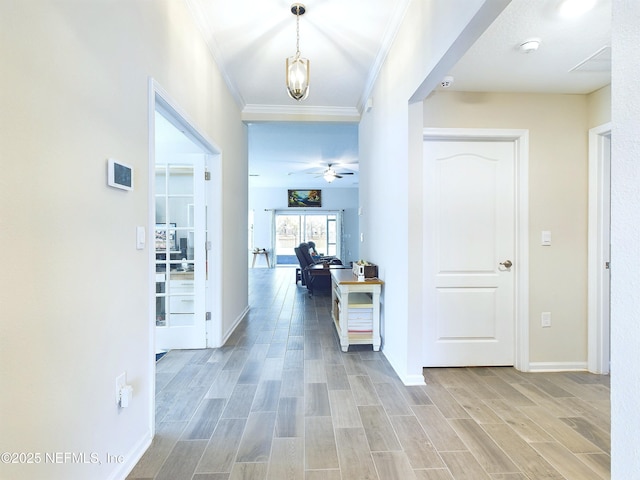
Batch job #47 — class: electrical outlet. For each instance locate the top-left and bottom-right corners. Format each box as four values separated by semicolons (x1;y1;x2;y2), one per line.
541;312;551;328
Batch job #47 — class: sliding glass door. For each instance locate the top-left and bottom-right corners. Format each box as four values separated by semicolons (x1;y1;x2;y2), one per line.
275;212;340;265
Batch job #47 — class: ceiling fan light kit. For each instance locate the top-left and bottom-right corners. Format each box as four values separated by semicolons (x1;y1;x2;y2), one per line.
286;3;310;101
323;166;337;183
320;164;354;183
299;163;355;183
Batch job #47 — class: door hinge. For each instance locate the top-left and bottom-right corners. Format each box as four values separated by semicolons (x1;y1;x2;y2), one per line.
205;311;211;321
204;171;211;181
605;261;610;269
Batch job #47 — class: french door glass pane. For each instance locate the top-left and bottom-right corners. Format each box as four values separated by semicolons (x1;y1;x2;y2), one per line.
155;163;195;327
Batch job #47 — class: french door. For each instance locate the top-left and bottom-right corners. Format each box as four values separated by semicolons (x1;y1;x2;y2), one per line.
154;155;208;350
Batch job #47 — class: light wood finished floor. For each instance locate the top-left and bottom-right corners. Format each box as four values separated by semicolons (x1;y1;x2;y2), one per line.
128;268;611;480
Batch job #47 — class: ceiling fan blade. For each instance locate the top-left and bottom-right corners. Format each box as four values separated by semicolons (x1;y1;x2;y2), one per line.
335;174;343;179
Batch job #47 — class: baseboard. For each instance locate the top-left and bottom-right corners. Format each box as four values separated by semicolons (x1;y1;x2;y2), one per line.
220;306;250;346
382;350;426;386
400;373;428;386
527;361;588;372
110;431;152;480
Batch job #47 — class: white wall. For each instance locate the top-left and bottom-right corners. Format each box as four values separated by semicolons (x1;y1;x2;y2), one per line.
358;0;497;384
422;91;600;368
588;85;612;129
249;187;359;266
611;0;640;476
0;2;247;479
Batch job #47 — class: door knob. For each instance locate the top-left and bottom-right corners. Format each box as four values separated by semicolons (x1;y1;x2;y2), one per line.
500;260;513;269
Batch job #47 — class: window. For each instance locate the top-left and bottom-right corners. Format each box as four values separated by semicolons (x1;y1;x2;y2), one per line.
274;212;340;265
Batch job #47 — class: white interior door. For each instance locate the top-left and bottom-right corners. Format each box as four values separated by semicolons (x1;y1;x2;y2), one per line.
423;138;516;366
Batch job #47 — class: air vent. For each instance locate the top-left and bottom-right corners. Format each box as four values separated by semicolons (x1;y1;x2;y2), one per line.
570;46;611;73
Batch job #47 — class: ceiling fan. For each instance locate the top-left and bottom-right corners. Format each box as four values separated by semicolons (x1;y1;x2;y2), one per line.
307;164;355;183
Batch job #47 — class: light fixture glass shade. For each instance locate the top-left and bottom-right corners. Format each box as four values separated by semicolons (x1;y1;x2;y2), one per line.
286;53;309;101
323;167;336;183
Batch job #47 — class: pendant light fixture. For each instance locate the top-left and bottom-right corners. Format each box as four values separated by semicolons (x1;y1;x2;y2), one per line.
286;3;310;101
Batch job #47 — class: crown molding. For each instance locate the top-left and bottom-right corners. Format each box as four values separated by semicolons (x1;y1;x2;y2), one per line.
184;0;246;109
241;104;361;123
358;0;412;112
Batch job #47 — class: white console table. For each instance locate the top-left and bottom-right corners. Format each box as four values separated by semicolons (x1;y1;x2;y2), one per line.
330;269;383;352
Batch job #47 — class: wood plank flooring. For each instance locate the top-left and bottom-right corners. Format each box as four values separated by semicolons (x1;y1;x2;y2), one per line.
127;268;610;480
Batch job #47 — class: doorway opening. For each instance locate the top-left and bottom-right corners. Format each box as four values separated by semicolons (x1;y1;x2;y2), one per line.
149;80;223;356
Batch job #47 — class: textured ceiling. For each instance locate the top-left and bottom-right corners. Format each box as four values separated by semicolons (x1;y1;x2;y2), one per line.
446;0;611;94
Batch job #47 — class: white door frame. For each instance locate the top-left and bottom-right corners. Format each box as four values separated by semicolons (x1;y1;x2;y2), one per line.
146;79;223;440
423;128;530;371
149;80;223;352
588;122;612;374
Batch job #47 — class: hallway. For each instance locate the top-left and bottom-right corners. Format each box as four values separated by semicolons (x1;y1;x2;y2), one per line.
127;268;610;480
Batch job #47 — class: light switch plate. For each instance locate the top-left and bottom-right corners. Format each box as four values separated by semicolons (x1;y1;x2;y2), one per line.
136;226;145;250
541;230;551;246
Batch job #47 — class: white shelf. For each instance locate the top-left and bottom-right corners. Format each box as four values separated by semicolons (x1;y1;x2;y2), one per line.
348;292;373;307
330;271;383;352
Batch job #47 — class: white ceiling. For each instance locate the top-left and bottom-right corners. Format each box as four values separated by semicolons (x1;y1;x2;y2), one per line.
248;122;359;188
173;0;611;189
446;0;611;94
186;0;409;115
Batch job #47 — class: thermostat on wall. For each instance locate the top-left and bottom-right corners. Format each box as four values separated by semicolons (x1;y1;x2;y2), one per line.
107;158;133;191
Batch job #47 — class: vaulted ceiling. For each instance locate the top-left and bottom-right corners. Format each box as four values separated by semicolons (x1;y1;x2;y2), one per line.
178;0;611;188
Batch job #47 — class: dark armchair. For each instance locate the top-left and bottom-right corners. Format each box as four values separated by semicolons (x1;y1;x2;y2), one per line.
294;242;341;295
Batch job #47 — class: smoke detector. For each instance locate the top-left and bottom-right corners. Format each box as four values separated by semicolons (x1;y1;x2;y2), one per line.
440;76;454;88
519;39;541;54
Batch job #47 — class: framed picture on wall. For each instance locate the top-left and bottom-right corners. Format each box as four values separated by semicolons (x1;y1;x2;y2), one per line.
288;189;321;207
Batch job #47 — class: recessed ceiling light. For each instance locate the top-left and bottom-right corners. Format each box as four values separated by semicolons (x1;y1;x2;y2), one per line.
558;0;597;18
